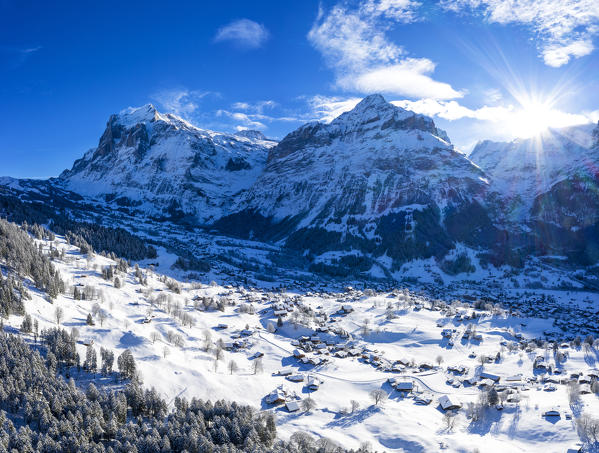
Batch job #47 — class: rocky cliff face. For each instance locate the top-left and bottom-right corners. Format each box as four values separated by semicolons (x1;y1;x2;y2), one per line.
216;95;500;270
59;104;277;223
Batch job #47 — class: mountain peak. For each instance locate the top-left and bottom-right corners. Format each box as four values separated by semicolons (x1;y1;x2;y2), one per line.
116;103;160;127
235;129;268;141
353;93;388;111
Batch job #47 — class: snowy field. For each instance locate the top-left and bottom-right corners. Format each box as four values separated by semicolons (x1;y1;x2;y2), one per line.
7;234;599;452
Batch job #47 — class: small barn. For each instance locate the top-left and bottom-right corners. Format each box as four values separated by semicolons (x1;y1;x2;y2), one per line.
285;401;300;412
438;395;462;411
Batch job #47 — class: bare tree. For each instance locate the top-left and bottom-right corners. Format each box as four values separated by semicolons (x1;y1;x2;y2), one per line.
369;389;387;406
150;331;161;344
436;355;444;367
97;310;107;327
214;344;224;361
361;320;370;337
252;357;264;375
568;381;581;405
302;397;316;413
350;400;360;413
203;329;212;352
228;360;238;375
443;411;456;431
173;333;185;348
163;346;170;359
54;306;64;325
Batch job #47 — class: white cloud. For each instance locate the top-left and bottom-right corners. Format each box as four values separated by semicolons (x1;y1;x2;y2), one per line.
308;1;462;100
392;98;512;121
542;39;595;67
392;98;598;134
231;100;277;113
214;19;269;49
151;89;213;120
216;110;266;130
340;60;463;100
307;95;363;123
441;0;599;66
362;0;421;21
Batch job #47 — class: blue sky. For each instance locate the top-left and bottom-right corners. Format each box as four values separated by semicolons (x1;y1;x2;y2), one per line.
1;0;599;178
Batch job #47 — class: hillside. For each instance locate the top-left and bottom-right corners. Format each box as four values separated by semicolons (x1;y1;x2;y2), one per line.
2;225;599;452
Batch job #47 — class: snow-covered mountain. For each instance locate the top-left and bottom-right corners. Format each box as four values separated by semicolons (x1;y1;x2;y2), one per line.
59;104;277;223
29;97;599;271
217;94;498;268
470;122;599;263
470;123;599;222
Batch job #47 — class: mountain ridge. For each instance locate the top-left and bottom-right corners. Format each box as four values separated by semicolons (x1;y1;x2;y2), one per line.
4;95;598;275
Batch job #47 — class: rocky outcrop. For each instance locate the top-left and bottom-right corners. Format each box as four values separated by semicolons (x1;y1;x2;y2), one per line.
216;95;497;269
59;104;277;223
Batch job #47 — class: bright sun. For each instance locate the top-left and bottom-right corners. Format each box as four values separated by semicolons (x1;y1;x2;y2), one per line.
508;99;554;139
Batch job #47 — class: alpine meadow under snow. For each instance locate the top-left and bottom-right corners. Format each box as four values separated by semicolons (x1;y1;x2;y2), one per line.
2;2;599;450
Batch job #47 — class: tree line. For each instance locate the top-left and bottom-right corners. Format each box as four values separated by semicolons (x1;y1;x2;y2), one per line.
0;331;370;453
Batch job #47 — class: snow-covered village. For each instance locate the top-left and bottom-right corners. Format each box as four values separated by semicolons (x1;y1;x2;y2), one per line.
2;1;599;452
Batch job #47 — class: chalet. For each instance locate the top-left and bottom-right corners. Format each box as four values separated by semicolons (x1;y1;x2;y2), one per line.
438;395;461;411
395;381;414;392
447;365;467;375
277;369;293;376
505;374;522;382
392;363;405;372
478;378;495;389
287;374;305;382
307;376;321;391
480;372;500;382
543;408;560;417
285;401;300;412
533;357;546;369
414;393;433;405
441;329;454;338
265;389;287;404
464;376;479;386
293;349;305;359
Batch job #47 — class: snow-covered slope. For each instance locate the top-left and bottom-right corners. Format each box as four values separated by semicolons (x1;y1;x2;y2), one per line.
470;123;599;224
7;231;598;452
218;95;495;267
59;104;277;223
